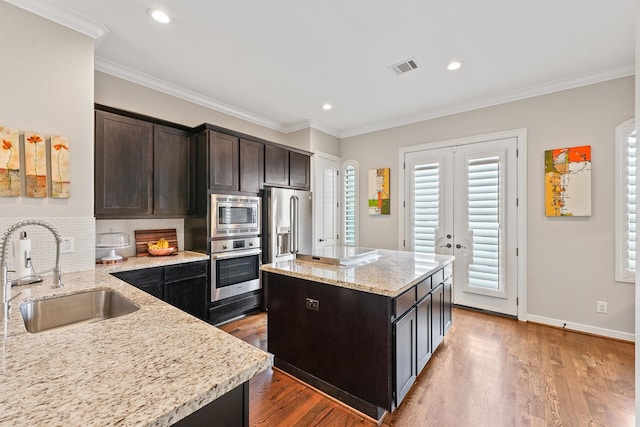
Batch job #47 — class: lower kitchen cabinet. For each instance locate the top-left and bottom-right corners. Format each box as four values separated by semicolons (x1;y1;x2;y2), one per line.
394;307;416;407
416;293;432;373
208;289;263;325
111;260;208;319
431;283;444;351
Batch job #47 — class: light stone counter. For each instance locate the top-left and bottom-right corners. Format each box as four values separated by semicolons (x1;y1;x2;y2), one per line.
0;251;271;427
261;248;454;297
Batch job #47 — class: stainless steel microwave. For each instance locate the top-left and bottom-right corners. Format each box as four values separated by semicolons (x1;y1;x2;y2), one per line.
210;194;261;238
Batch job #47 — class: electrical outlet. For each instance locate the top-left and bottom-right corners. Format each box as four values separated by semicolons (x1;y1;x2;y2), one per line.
60;237;74;253
305;297;319;312
597;300;608;314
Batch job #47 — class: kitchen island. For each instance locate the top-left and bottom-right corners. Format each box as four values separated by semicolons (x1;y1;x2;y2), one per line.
0;251;271;426
261;248;454;422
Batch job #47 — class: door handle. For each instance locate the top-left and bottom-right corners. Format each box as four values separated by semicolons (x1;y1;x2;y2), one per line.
456;244;466;249
440;243;452;248
319;238;325;242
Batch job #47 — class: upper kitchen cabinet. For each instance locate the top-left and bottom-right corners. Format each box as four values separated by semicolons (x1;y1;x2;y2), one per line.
195;126;265;194
95;107;194;219
264;145;311;190
154;125;194;216
95;110;153;217
207;130;239;192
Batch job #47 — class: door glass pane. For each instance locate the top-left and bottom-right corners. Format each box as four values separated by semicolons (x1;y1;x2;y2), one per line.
344;165;357;246
627;131;636;272
414;163;439;253
467;157;500;290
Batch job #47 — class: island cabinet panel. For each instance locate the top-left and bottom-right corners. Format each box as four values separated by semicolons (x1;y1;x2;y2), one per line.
431;282;444;351
443;277;453;333
265;272;393;412
95;110;153;217
208;131;240;191
394;307;416;407
416;293;432;373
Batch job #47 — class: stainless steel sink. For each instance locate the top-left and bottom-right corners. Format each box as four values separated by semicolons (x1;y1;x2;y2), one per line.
20;289;139;333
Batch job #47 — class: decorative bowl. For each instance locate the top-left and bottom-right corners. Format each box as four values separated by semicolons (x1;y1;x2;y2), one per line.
148;247;177;256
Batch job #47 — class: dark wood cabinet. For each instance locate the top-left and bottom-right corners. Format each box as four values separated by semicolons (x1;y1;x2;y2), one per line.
95;108;194;219
394;308;416;407
208;131;240;191
111;260;208;320
95;110;153;217
289;151;310;189
239;138;264;193
264;145;311;190
154;125;194;216
264;145;288;186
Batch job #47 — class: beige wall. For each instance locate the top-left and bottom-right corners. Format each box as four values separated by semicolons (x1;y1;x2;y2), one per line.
0;2;94;219
342;76;635;336
0;3;96;272
95;72;305;149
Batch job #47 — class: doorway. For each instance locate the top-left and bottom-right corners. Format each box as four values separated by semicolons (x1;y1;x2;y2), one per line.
400;130;527;319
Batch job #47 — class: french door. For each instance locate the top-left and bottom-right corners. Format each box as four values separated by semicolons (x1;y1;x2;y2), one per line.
404;137;518;316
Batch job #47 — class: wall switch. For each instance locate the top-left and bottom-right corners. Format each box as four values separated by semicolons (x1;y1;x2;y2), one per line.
305;297;319;312
596;300;608;314
60;237;74;253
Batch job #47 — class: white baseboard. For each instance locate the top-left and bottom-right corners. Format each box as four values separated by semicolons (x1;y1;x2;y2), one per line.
526;314;635;342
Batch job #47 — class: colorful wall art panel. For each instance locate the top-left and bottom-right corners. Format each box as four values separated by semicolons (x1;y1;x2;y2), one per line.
50;135;70;198
0;126;20;197
368;167;390;215
544;145;592;217
24;130;47;198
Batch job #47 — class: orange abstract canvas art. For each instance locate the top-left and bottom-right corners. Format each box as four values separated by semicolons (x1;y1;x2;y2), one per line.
0;126;20;197
544;145;591;216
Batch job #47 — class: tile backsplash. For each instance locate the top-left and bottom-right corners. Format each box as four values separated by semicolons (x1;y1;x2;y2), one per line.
95;218;185;259
0;217;96;275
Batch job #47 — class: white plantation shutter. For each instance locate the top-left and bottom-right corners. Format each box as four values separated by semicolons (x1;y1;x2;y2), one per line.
467;157;501;291
414;163;439;253
616;121;636;283
626;132;636;273
343;162;358;246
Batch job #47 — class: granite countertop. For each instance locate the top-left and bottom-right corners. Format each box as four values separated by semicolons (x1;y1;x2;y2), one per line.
0;251;271;427
261;248;454;298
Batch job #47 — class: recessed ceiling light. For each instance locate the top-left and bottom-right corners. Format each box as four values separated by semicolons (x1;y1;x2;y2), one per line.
322;103;332;111
148;9;170;24
447;61;462;71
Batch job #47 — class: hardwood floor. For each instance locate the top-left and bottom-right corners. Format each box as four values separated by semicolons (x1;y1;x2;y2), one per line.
219;308;635;427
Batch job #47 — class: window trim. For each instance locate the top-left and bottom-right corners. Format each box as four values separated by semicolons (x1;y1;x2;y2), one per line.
615;118;636;283
342;159;359;246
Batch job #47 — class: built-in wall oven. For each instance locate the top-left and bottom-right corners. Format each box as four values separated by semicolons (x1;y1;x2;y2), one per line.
209;194;262;302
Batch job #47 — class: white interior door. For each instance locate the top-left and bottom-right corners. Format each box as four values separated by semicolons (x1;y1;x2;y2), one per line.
405;137;518;316
313;153;339;250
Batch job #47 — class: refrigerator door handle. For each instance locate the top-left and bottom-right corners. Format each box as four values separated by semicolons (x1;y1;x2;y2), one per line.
290;195;299;254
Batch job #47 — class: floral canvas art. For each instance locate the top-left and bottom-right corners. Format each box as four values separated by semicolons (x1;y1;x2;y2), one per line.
50;135;70;198
0;126;20;197
24;131;47;197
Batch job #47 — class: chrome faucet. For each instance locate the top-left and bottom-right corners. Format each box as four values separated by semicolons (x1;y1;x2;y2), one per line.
0;220;63;323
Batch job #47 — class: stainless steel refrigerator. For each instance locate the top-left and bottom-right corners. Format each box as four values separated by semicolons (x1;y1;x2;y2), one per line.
263;187;312;263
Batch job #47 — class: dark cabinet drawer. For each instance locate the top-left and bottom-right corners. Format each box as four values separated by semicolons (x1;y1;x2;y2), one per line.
431;268;444;286
416;275;432;301
112;267;163;286
394;287;416;319
165;261;208;282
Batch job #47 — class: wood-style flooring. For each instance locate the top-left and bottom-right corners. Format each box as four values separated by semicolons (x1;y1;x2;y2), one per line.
219;307;635;427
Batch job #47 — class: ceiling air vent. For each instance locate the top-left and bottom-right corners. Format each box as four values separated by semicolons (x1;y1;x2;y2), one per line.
389;58;419;76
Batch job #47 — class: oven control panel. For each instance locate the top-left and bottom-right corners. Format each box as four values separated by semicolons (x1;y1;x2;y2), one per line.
210;236;261;253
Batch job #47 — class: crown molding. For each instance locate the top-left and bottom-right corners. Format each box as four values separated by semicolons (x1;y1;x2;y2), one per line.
5;0;108;39
284;120;340;138
340;65;635;139
95;56;289;133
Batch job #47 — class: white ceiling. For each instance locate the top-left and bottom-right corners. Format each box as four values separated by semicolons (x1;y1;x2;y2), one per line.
8;0;635;138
